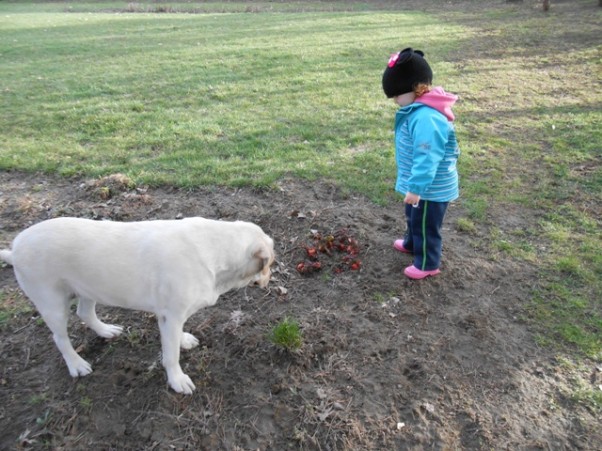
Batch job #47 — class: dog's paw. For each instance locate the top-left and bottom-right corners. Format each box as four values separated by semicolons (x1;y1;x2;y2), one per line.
181;332;200;350
97;324;123;339
169;373;196;395
66;357;93;377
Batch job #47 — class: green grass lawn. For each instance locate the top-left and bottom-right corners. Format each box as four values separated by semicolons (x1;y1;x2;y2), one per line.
1;1;600;362
2;3;461;198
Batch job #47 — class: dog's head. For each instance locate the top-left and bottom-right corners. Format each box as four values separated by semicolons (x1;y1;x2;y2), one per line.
245;235;275;289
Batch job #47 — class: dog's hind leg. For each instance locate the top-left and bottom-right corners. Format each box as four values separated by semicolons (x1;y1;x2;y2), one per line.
157;313;196;394
76;297;123;339
24;287;93;377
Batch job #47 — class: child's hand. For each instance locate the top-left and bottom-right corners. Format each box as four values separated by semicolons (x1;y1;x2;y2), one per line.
404;192;421;206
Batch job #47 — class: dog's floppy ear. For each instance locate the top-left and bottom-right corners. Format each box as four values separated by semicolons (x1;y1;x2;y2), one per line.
253;245;271;270
242;240;273;279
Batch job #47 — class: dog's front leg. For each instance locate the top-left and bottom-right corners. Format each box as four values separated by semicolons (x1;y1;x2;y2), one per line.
157;313;196;394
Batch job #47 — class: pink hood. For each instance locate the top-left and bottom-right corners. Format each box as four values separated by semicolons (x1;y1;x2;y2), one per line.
415;87;458;121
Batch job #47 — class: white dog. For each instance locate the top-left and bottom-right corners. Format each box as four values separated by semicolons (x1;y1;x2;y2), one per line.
0;216;274;394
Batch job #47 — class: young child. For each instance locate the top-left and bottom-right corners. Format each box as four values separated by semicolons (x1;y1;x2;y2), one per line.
382;48;460;280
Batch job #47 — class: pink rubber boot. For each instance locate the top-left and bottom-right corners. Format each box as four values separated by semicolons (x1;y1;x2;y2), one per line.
404;265;441;280
393;239;412;254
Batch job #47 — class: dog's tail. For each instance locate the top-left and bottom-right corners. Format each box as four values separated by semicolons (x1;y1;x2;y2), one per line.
0;249;13;266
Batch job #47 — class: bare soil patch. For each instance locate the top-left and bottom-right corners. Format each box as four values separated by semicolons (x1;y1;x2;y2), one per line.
0;171;599;450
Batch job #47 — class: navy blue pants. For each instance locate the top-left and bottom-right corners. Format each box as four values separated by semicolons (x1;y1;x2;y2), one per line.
403;200;449;271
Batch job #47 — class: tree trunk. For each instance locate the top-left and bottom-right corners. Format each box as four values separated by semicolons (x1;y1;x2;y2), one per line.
543;0;550;11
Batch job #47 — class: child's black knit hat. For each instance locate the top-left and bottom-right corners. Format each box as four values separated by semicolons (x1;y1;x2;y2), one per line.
382;48;433;98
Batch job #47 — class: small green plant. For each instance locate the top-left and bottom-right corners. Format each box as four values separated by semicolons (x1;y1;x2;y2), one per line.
79;396;93;410
126;329;141;346
29;393;48;405
35;410;51;427
269;317;303;352
373;292;386;305
372;291;398;306
495;239;514;253
456;217;476;234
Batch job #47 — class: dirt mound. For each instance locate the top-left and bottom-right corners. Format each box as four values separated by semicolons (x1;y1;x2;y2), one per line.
0;171;599;450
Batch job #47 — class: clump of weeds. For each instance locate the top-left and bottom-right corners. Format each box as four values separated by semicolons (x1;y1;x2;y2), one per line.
269;317;303;352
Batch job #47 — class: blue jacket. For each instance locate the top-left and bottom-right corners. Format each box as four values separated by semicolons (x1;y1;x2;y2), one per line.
394;93;460;202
